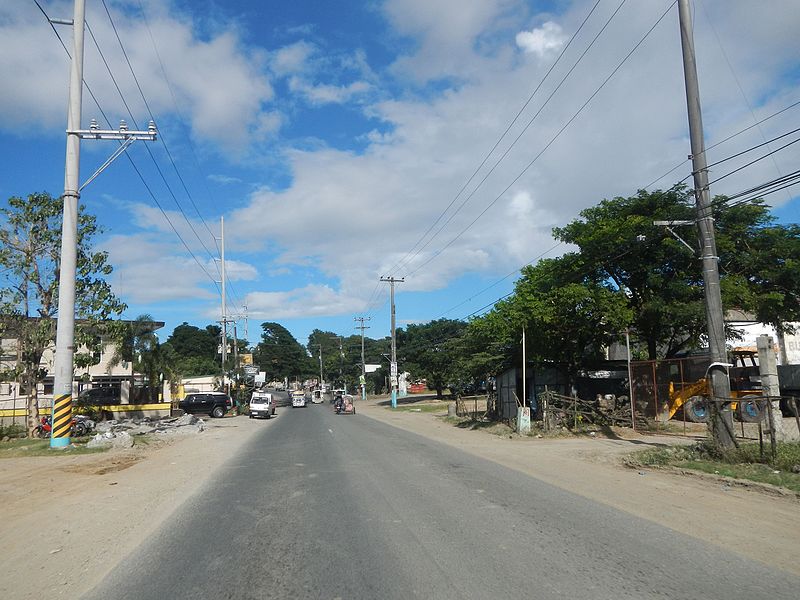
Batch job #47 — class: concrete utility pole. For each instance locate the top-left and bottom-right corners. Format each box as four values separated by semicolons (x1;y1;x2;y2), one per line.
220;217;227;376
355;316;371;400
380;277;404;408
318;344;324;388
678;0;734;448
50;0;156;448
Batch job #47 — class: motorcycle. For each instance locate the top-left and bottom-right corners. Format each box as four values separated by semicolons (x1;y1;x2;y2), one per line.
334;394;355;415
33;414;96;438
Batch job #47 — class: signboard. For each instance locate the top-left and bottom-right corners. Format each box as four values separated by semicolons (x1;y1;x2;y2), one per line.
255;371;266;384
359;374;366;385
390;362;397;378
243;365;259;375
240;353;254;365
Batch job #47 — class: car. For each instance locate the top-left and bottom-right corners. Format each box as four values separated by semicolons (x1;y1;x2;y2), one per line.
178;392;233;418
291;390;307;407
249;391;276;419
77;386;122;405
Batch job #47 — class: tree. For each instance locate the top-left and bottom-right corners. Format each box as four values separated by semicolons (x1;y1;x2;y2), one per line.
495;258;633;390
163;322;221;377
553;186;705;360
398;319;467;398
253;322;311;381
108;314;178;401
0;192;126;435
553;188;800;360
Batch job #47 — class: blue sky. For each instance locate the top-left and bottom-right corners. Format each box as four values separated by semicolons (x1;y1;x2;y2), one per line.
1;0;798;350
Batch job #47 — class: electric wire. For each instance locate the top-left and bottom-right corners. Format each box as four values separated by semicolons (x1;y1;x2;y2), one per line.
405;1;678;279
96;2;220;268
134;0;222;248
699;0;793;205
641;98;800;190
706;134;800;188
395;0;632;276
98;1;249;317
385;0;605;276
34;1;221;293
436;241;564;319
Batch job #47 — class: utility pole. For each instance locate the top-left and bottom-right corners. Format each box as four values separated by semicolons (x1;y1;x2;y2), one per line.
355;316;370;400
50;0;156;448
318;344;324;388
220;217;227;376
678;0;734;448
380;277;404;408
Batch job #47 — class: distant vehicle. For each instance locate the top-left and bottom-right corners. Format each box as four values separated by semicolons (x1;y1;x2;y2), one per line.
77;386;121;405
249;391;276;419
291;390;307;408
179;392;233;418
311;389;324;404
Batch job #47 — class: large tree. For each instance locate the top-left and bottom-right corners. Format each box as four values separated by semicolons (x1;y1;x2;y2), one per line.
552;187;800;359
399;319;467;398
163;322;222;376
0;192;126;435
253;322;312;381
493;258;633;390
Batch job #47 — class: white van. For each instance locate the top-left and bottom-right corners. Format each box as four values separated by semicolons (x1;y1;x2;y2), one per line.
250;391;276;419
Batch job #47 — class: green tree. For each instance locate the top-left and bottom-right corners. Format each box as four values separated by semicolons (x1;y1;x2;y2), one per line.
253;322;311;381
163;322;222;376
398;319;467;398
496;258;633;390
0;192;126;435
108;314;178;401
714;201;800;337
553;188;800;359
553;186;704;359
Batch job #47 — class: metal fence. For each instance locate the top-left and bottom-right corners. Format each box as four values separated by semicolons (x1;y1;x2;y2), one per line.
629;355;712;419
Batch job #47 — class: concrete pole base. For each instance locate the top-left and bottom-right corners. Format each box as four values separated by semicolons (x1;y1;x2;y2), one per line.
517;406;531;435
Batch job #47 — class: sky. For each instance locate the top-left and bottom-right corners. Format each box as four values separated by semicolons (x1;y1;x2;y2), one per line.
1;0;798;351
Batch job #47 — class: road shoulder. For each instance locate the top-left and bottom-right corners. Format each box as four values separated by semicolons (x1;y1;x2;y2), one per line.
0;415;267;600
359;397;800;576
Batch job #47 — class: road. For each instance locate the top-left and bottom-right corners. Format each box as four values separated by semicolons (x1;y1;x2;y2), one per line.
85;398;799;599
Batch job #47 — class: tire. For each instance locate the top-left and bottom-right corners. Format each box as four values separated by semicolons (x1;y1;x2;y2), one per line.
266;413;271;419
212;406;225;418
249;414;253;419
34;426;47;439
736;395;767;423
74;422;86;436
684;396;709;423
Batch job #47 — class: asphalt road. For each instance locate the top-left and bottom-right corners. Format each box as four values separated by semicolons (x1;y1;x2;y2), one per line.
85;399;800;599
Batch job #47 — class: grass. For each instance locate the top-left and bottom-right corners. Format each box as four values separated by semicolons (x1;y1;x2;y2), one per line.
0;436;109;458
628;441;800;493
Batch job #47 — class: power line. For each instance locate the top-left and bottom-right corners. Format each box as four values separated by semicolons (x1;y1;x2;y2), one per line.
405;1;677;279
34;1;220;292
436;241;564;319
395;0;631;276
386;0;606;276
93;2;219;267
641;98;800;190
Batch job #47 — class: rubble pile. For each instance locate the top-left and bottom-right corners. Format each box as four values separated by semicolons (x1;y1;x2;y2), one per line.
87;415;205;448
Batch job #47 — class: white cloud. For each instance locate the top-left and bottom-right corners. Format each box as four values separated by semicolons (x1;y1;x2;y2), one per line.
516;22;567;57
208;174;242;185
289;78;372;105
244;285;363;319
0;1;276;153
224;0;800;323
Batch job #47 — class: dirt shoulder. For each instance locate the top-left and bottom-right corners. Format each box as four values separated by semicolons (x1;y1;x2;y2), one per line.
359;395;800;576
0;415;267;600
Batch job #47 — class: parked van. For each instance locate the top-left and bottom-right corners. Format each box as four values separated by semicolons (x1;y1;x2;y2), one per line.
250;391;276;419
